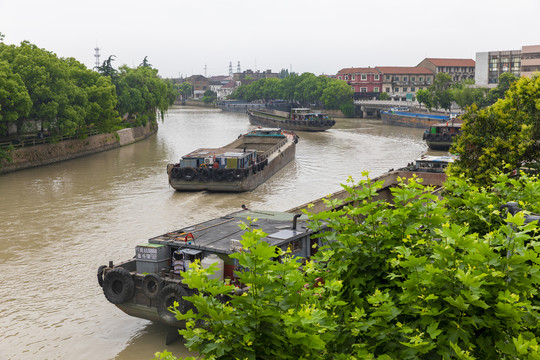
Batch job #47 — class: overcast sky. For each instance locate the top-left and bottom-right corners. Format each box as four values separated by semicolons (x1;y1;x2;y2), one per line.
1;0;539;79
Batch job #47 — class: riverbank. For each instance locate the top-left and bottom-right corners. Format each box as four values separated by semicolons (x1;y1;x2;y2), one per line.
0;122;157;174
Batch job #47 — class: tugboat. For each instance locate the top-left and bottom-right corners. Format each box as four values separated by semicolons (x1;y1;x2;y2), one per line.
248;108;335;132
167;128;298;192
423;121;462;151
97;209;321;328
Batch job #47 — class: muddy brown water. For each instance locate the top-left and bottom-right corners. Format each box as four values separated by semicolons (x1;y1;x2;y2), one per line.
0;106;444;359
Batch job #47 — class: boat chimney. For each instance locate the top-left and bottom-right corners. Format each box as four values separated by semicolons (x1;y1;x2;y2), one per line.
292;214;301;230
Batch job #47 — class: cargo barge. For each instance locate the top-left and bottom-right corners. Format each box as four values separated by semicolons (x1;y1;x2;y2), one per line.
423;122;462;151
166;128;298;192
248;108;335;132
381;110;451;128
97;209;321;328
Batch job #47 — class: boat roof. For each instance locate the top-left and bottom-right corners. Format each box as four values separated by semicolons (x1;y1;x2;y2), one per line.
431;122;462;128
416;155;457;163
147;210;315;255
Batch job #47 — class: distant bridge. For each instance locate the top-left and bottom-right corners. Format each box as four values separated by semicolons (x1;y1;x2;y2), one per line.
354;100;422;118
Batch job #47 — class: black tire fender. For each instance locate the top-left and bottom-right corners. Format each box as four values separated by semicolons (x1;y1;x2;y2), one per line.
97;265;107;288
142;273;164;299
171;167;181;178
183;167;197;181
102;267;135;304
157;284;189;325
226;169;235;182
199;168;210;182
233;168;244;180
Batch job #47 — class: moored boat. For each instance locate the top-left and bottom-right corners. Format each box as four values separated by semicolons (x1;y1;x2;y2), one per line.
422;122;462;151
167;128;298;192
248;108;335;132
381;110;452;128
97;209;321;328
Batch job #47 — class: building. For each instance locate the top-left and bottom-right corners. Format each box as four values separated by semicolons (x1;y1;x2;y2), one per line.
233;69;279;85
416;58;475;82
336;67;382;99
375;66;434;100
521;45;540;78
475;49;522;86
184;75;210;99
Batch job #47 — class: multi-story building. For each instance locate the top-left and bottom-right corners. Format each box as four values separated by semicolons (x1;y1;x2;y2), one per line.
416;58;475;82
336;67;382;99
475;49;522;86
521;45;540;78
375;66;434;100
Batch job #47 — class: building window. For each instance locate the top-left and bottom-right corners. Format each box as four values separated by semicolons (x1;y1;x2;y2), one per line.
403;87;407;92
374;87;380;92
411;87;415;92
375;74;380;80
345;75;349;80
338;76;342;80
360;87;367;92
426;76;431;83
385;75;390;80
395;76;400;81
386;87;390;92
394;87;399;92
352;87;355;92
403;76;408;82
419;77;424;82
361;74;367;80
351;75;355;80
411;76;416;82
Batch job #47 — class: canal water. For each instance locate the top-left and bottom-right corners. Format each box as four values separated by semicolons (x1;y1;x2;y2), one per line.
0;106;439;359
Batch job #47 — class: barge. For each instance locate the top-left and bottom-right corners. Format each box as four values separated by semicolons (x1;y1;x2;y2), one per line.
97;210;321;328
167;128;298;192
381;110;452;128
248;108;335;132
423;122;462;151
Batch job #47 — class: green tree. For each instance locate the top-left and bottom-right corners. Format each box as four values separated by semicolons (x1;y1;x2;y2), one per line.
429;73;454;111
96;55;118;80
378;92;389;100
178;82;192;100
157;171;540;360
451;85;488;109
321;78;353;110
449;74;540;184
0;60;31;136
415;89;433;110
486;72;518;105
202;89;217;104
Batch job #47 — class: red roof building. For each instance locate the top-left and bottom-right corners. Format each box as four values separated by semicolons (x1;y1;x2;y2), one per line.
417;58;475;82
336;67;382;98
375;66;434;100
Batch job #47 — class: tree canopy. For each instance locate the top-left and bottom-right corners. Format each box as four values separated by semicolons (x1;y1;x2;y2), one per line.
449;74;540;184
0;40;177;137
156;170;540;360
231;73;353;110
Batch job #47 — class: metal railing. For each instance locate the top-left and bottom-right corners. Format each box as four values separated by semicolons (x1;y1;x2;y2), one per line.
0;129;100;150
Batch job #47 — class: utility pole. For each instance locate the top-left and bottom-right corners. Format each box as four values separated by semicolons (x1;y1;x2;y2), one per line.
94;47;100;69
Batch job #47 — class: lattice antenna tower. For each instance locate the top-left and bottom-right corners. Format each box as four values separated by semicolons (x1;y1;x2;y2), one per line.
204;63;207;77
229;62;233;76
94;47;100;69
237;61;241;73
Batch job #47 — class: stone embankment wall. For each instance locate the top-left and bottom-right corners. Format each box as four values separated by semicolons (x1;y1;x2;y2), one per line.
0;122;157;174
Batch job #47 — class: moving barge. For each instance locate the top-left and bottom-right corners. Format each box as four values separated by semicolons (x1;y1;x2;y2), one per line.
248;108;335;132
97;210;321;328
167;128;298;192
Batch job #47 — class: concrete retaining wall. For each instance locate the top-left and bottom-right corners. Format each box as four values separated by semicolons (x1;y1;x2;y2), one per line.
0;122;157;174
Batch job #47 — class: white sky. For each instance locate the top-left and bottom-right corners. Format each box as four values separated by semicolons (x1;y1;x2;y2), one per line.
1;0;539;79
